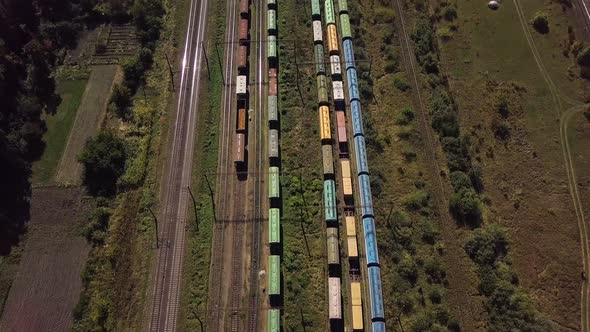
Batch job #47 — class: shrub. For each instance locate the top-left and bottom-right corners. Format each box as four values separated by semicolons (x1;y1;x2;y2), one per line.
394;76;411;91
397;253;419;284
78;131;128;196
83;207;111;245
443;5;457;21
424;257;446;283
492;120;511;140
577;46;590;67
450;171;471;191
449;187;481;226
403;190;430;211
374;7;396;23
109;84;132;118
464;224;509;266
396;106;415;125
532;12;549;34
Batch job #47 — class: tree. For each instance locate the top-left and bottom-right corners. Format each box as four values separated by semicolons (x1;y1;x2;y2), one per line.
449;187;482;226
532;12;549;34
464;224;509;266
78;131;128;196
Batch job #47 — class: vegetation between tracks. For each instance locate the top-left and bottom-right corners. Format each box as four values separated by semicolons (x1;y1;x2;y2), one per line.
279;0;329;329
177;0;226;328
346;0;459;330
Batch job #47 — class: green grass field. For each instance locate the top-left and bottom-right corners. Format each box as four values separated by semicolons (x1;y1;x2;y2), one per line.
32;79;88;184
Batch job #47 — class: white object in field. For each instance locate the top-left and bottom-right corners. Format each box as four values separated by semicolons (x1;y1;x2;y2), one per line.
488;1;499;9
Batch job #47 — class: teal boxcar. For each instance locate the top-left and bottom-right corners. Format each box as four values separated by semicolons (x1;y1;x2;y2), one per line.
268;309;280;332
317;75;329;105
311;0;321;18
314;44;326;75
324;179;337;222
269;255;281;296
268;35;277;60
268;9;277;34
269;166;280;199
269;208;280;244
338;0;348;13
327;226;340;265
340;13;351;39
324;0;336;25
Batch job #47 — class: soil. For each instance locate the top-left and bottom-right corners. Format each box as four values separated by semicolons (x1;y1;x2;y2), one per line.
55;65;118;185
0;187;89;332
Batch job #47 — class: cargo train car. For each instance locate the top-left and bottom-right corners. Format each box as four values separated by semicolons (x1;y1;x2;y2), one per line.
353;135;369;175
239;18;249;44
330;55;342;77
336;111;347;143
340;13;352;40
368;266;385;320
240;0;249;17
269;208;280;244
268;95;278;122
350;281;364;330
268;309;280;332
238;45;248;72
317;75;329;104
328;277;342;319
269;255;281;296
363;217;379;266
324;0;336;25
313;20;323;44
324;179;337;222
237;107;247;132
314;44;326;75
268;35;277;60
237;75;248;97
346;67;359;101
267;0;276;9
327;24;339;55
269;129;279;159
319;105;332;141
350;100;363;137
332;81;344;103
311;0;321;19
322;145;334;175
235;133;246;164
327;227;340;265
268;9;277;34
337;0;348;14
358;174;374;218
343;39;355;70
269;166;280;199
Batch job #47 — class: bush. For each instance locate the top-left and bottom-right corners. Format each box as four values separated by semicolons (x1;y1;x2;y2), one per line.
492;120;511;140
396;106;415;125
424;257;446;283
78;131;128;196
449;187;481;226
394;76;411;91
464;224;509;266
109;84;132;118
403;190;430;211
374;7;396;23
450;171;471;191
532;12;549;34
442;5;457;21
577;46;590;67
397;253;419;284
83;207;111;245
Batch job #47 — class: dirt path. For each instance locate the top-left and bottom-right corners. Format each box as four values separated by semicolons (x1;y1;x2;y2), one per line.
0;187;89;332
512;1;590;330
55;65;117;185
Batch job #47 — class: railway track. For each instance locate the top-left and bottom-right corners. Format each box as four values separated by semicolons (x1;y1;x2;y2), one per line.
147;0;209;330
246;0;266;330
207;0;239;329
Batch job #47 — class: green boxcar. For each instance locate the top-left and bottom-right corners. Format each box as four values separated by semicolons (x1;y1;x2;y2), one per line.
268;95;278;122
312;0;321;18
268;35;277;60
327;227;340;265
269;255;281;296
337;0;348;13
317;75;328;105
314;44;326;75
269;208;280;244
322;144;334;175
324;0;336;25
268;309;280;332
269;166;280;199
268;9;277;34
324;179;337;221
340;13;351;39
